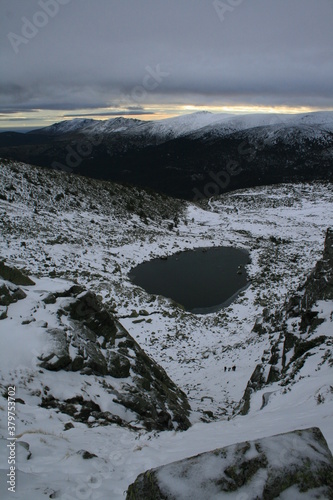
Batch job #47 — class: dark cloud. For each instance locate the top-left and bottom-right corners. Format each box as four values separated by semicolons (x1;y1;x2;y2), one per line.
0;116;36;121
0;0;332;117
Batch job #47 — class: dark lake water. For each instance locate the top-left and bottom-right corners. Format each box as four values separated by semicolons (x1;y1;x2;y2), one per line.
128;246;250;314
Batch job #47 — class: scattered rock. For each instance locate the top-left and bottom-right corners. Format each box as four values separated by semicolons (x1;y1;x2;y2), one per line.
77;450;97;460
43;294;57;304
0;282;26;307
240;227;333;411
22;318;36;325
64;422;74;431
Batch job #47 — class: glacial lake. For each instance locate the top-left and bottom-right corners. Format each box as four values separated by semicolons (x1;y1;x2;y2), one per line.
128;246;250;314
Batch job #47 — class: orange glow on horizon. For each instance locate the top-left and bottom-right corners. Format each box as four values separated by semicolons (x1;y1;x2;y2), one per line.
1;104;332;129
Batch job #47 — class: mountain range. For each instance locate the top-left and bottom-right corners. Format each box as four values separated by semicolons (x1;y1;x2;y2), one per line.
0;110;332;199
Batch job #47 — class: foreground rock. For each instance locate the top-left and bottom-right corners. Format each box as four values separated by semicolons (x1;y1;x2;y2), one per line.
126;428;333;499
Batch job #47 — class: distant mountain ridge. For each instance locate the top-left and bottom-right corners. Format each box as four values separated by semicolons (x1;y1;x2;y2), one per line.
27;110;333;140
0;110;332;199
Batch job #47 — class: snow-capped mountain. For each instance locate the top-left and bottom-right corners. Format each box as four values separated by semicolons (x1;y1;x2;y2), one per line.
30;111;231;141
32;118;99;136
32;116;144;136
30;110;333;141
0;158;332;498
187;110;333;142
85;116;144;135
121;111;232;142
0;111;332;200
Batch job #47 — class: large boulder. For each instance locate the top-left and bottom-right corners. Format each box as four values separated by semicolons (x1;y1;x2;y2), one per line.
38;329;71;371
0;282;27;319
126;428;333;499
0;260;35;285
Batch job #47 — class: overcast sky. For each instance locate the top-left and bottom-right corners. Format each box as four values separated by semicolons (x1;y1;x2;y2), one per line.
1;0;332;128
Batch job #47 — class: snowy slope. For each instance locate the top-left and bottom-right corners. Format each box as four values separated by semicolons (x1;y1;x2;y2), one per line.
187;110;333;141
0;159;332;498
126;111;232;141
31;117;145;136
31;118;99;136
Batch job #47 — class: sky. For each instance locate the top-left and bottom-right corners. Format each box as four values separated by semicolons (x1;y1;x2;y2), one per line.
0;0;333;130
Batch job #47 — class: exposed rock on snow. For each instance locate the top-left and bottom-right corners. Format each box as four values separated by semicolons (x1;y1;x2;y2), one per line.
2;264;191;431
0;268;28;319
126;428;333;499
0;282;26;308
299;227;333;310
0;260;35;286
0;159;332;499
238;227;333;415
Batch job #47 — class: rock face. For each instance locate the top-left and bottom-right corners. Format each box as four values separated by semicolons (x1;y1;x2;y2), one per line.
0;261;191;431
38;287;191;431
283;227;333;335
126;428;333;499
299;227;333;312
238;227;333;415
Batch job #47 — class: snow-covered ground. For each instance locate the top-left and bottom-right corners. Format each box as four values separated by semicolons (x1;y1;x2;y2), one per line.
0;161;332;498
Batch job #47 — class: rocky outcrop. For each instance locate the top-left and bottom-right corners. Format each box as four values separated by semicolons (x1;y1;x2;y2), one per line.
237;364;266;415
0;260;35;286
126;428;333;499
238;228;333;413
0;261;191;431
284;227;333;334
38;287;191;431
278;228;333;373
38;329;72;371
300;227;333;309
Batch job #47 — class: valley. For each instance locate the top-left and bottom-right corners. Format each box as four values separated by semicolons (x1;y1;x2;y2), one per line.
0;158;332;498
